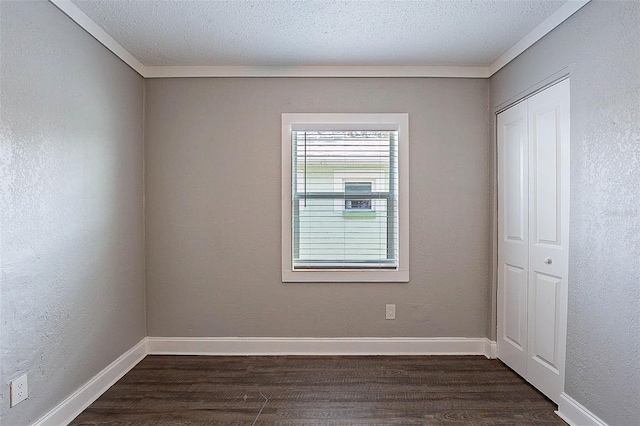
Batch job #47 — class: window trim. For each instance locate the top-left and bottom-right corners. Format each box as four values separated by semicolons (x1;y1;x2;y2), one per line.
282;113;409;283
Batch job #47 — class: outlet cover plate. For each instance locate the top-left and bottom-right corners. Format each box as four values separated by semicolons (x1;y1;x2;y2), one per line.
10;373;28;407
386;304;396;320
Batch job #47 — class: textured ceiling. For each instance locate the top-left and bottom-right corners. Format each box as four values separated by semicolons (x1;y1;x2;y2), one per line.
71;0;568;67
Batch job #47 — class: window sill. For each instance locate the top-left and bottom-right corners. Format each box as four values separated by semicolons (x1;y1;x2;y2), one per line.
282;269;409;283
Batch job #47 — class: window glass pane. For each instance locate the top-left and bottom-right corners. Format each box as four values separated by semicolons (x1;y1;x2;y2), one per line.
345;182;372;210
345;182;372;193
292;130;398;269
345;199;371;210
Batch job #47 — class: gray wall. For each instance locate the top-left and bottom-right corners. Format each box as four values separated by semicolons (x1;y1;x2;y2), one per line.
145;78;490;338
7;1;636;424
0;1;146;425
489;1;640;424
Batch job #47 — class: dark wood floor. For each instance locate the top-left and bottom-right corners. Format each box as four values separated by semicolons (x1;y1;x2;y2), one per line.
71;355;565;425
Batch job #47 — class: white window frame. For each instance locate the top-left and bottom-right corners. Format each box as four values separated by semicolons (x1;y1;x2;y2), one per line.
282;113;409;283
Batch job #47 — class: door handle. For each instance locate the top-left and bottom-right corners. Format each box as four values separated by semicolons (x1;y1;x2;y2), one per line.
544;258;553;264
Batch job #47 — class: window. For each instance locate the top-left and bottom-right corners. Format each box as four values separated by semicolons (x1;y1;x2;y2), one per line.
344;182;372;210
282;113;409;282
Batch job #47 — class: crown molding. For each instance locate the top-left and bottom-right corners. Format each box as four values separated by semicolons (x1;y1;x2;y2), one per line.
49;0;146;76
144;65;490;78
50;0;591;79
488;0;590;75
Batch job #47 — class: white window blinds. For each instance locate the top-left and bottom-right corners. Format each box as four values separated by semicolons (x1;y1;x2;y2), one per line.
292;130;399;269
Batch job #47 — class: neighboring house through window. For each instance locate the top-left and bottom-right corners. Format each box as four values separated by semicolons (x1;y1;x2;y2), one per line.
344;182;372;210
282;113;409;282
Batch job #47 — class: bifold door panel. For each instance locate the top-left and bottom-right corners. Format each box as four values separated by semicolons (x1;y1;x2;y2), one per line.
497;79;570;404
497;100;529;379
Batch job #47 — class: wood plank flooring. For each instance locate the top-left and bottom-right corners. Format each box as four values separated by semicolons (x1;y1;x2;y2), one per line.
71;355;566;425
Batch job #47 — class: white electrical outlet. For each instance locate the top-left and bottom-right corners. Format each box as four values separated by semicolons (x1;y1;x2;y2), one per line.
385;304;396;320
10;373;28;407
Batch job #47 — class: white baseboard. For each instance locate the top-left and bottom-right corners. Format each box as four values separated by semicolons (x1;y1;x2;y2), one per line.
32;336;499;425
33;338;147;426
147;337;495;357
483;338;497;359
556;393;609;426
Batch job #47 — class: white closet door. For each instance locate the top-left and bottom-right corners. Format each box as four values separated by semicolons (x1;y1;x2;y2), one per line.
497;79;570;405
497;101;529;378
526;79;570;404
